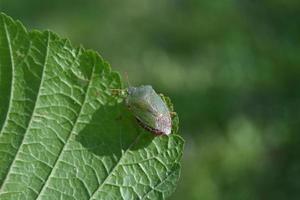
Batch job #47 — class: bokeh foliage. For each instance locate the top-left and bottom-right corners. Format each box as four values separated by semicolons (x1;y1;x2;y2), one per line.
1;0;299;199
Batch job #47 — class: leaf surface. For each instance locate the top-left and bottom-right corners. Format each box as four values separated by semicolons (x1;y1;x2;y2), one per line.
0;13;184;200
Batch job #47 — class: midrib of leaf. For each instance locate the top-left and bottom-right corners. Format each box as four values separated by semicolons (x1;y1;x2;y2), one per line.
0;16;16;137
88;132;143;200
0;31;50;191
36;58;95;200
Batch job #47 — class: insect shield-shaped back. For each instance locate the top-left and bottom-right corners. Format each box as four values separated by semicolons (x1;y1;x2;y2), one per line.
126;85;172;135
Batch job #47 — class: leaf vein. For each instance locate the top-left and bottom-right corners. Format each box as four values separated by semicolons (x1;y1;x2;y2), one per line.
141;167;178;200
88;133;143;200
35;59;96;200
0;15;16;136
0;31;51;191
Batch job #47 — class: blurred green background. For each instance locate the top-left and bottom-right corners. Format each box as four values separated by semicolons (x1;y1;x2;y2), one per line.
1;0;300;199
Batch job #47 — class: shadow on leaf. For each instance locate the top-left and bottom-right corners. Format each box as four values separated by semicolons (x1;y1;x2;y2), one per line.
76;102;154;157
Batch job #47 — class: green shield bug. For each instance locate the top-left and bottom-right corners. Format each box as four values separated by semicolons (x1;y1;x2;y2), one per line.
113;85;172;135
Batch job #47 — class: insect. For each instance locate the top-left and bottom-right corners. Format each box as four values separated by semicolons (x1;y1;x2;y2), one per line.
113;85;172;135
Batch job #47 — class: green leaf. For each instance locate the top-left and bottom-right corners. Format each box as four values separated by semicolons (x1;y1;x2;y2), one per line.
0;13;184;200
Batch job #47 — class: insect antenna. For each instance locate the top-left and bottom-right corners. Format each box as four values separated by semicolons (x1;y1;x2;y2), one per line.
124;71;131;87
108;71;131;98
